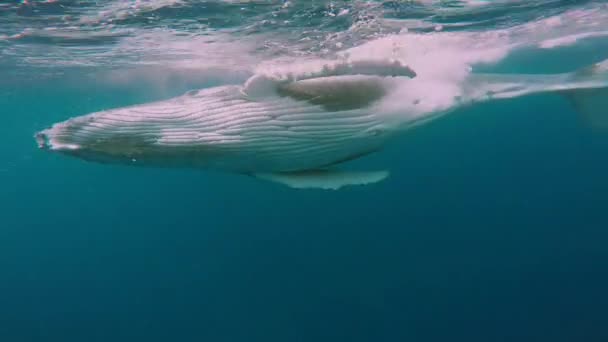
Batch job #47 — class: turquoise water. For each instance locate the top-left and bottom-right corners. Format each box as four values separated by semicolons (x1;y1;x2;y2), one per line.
2;1;608;341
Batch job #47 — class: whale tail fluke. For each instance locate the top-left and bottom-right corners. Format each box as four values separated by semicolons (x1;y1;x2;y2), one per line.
467;59;608;129
561;87;608;130
561;60;608;130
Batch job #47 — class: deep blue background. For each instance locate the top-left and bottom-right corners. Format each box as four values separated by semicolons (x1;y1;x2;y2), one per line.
1;66;608;341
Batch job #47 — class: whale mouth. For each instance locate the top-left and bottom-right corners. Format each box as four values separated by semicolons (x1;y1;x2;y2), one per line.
34;127;82;152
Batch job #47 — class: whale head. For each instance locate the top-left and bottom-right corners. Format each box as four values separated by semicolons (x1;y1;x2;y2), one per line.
36;117;169;167
34;88;242;168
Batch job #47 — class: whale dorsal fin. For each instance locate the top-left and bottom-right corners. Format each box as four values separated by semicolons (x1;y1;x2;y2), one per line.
254;169;389;190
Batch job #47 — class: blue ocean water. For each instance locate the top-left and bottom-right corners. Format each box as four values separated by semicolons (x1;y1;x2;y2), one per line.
2;1;608;341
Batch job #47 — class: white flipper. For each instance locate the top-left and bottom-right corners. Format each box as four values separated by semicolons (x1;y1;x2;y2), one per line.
254;169;389;190
277;75;389;111
243;58;415;103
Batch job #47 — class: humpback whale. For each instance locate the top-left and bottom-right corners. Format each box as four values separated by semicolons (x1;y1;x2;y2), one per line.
35;58;608;189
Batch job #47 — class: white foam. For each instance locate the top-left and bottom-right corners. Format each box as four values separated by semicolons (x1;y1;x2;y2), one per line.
240;2;607;127
13;1;608;112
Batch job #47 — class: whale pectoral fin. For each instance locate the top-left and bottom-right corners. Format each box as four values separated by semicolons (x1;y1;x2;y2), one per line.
276;75;389;111
254;169;389;190
242;59;415;101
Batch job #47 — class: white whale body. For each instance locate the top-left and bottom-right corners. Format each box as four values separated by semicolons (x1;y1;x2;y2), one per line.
36;58;608;189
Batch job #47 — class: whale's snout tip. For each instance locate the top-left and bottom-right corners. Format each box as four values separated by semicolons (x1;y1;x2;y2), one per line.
34;126;81;152
35;130;51;150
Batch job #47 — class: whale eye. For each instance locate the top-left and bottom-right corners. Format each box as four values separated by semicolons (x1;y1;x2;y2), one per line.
368;127;385;137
